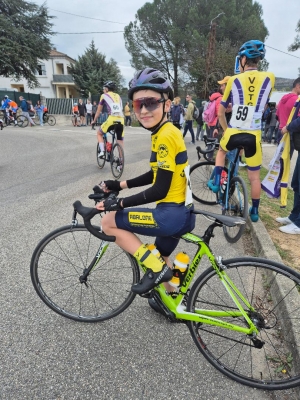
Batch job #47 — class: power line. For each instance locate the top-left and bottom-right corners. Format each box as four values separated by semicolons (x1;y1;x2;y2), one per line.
265;45;300;60
56;31;124;35
49;8;126;25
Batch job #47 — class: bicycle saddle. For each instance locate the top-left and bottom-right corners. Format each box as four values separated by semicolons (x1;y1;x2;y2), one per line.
192;209;245;227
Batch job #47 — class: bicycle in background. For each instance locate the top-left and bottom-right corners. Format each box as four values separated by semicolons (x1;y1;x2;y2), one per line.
30;187;300;391
96;123;124;179
190;137;248;243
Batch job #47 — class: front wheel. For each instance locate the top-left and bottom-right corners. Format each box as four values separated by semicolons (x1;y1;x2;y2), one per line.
30;225;140;322
16;115;29;128
111;143;124;179
187;257;300;390
222;176;248;243
47;115;56;126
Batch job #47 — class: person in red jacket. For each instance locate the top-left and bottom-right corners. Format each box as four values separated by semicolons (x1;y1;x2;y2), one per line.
276;77;300;156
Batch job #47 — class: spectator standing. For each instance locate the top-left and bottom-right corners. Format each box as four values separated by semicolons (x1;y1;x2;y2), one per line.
124;101;132;127
262;105;269;131
91;101;97;130
265;103;277;143
86;99;93;126
276;77;300;156
35;100;44;126
19;96;35;126
78;99;86;126
183;94;196;144
277;112;300;234
72;102;80;127
170;96;184;130
195;101;206;141
207;90;223;138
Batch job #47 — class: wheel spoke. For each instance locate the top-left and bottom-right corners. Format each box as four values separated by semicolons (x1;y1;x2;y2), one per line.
30;225;139;322
187;259;300;389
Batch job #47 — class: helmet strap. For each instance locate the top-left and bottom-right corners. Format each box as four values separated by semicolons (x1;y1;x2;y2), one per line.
240;56;246;72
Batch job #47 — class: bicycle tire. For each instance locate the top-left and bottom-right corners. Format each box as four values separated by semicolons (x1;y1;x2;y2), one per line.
96;143;106;169
16;115;29;128
30;224;140;322
222;176;248;243
187;257;300;390
111;143;124;179
47;115;56;126
190;162;228;205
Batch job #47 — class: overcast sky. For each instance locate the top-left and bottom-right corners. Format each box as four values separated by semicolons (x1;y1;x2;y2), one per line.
32;0;300;85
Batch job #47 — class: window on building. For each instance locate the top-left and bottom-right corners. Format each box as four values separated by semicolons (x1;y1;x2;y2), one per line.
36;64;46;76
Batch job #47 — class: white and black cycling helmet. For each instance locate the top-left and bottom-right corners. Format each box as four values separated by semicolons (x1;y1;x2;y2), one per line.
128;68;174;101
103;81;116;91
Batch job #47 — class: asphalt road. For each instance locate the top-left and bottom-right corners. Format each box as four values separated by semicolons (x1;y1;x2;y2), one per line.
0;123;293;399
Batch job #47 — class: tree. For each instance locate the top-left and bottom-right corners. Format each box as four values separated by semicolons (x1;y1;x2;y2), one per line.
0;0;54;88
124;0;269;97
69;41;124;98
288;19;300;52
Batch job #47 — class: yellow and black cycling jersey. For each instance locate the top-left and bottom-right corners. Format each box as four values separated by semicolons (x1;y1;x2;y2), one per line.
150;122;188;204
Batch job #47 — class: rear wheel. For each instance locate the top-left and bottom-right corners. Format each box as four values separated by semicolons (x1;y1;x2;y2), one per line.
111;143;124;179
47;115;56;126
96;143;106;169
30;225;140;322
17;115;29;128
187;257;300;390
222;176;248;243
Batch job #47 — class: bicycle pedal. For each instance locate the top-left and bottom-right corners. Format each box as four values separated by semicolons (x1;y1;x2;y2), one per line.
151;292;183;323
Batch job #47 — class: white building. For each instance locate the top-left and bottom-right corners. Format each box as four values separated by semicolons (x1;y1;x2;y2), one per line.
0;49;79;99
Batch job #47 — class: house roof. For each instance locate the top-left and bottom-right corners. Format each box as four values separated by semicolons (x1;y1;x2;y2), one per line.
50;49;76;63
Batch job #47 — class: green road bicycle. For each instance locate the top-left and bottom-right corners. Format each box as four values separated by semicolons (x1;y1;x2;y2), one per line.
190;139;248;243
30;190;300;390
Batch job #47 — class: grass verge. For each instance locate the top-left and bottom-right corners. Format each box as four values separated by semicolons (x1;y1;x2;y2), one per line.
238;165;297;269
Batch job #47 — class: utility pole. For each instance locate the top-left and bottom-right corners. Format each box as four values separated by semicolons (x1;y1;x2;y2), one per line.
205;12;225;98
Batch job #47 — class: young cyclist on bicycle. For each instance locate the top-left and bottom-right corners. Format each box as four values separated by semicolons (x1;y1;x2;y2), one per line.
92;81;124;158
208;40;275;222
95;68;195;295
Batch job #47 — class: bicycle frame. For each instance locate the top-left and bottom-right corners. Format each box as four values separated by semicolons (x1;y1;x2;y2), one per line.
208;149;240;209
86;227;259;336
103;131;116;161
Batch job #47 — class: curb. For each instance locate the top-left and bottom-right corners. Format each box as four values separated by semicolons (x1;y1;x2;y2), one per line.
248;216;300;395
247;216;283;262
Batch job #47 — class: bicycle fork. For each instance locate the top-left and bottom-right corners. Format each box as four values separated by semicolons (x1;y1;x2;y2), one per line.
79;240;109;286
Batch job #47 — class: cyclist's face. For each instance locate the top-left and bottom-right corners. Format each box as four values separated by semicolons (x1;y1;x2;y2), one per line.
133;89;171;129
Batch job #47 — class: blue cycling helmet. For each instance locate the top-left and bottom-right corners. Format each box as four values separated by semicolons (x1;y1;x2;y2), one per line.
238;40;266;60
128;68;174;101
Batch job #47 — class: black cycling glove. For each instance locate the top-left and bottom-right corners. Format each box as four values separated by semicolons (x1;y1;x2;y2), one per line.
103;180;122;192
103;197;124;211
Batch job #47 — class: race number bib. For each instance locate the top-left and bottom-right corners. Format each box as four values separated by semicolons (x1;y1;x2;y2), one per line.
230;105;255;129
111;103;121;114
